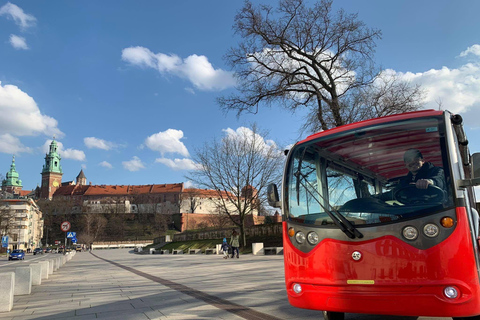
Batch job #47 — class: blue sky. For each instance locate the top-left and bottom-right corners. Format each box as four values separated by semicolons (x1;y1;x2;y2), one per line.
1;0;480;193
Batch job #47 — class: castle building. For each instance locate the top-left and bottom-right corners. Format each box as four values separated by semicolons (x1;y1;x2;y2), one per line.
40;138;63;199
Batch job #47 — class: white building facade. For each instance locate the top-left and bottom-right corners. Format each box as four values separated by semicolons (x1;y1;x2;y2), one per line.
0;199;44;251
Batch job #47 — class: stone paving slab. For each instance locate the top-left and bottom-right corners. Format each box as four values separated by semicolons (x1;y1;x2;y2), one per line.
0;249;456;320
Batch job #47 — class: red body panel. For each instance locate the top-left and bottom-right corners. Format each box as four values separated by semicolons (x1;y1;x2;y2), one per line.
283;208;480;317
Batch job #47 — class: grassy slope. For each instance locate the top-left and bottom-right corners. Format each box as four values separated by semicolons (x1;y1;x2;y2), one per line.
145;234;283;254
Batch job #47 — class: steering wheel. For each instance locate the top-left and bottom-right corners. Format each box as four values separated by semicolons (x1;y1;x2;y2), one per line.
394;184;445;205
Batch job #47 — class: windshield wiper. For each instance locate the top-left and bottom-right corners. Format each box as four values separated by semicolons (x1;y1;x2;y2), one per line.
294;170;363;239
296;147;307;206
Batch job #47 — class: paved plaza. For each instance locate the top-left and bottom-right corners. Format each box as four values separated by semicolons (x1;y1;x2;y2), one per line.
0;249;455;320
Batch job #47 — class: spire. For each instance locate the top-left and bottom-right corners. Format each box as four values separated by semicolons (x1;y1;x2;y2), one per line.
42;138;63;174
76;169;87;186
2;155;22;188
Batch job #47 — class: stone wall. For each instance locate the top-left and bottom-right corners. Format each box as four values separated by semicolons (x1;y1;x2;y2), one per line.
154;222;283;243
171;212;282;232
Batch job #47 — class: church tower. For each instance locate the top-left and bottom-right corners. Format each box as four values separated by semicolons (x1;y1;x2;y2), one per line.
76;169;87;186
1;155;23;194
40;138;63;199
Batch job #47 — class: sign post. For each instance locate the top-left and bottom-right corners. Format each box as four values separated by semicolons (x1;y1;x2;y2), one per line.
1;236;8;260
60;221;71;255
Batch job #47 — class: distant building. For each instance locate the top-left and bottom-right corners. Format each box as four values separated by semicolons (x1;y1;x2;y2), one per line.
0;198;44;251
1;140;268;236
54;182;184;215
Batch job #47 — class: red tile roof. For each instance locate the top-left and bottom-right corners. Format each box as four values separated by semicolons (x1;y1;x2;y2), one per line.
183;188;232;198
19;190;33;197
53;183;184;197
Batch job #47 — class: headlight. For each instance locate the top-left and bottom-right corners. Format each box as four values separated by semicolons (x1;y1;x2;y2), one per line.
293;283;302;294
307;231;319;245
423;223;439;238
295;231;306;244
402;226;418;240
444;286;458;299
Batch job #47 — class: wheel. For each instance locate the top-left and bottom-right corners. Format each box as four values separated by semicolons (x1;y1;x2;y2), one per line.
394;184;445;204
322;311;345;320
453;316;480;320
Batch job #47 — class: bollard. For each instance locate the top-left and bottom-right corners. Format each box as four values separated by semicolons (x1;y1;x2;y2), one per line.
30;263;42;285
39;261;49;280
14;266;32;295
0;272;14;312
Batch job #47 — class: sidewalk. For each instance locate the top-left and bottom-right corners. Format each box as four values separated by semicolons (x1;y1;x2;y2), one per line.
0;249;453;320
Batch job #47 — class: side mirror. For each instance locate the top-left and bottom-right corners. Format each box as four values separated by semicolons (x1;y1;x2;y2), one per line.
473;153;480;178
458;152;480;187
267;183;281;208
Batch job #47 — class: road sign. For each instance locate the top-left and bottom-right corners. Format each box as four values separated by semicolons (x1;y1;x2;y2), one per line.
66;232;76;239
60;221;71;232
1;236;8;248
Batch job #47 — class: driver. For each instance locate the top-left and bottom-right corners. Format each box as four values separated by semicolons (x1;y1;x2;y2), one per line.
399;149;446;191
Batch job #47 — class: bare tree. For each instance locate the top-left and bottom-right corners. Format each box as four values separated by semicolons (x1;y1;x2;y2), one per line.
186;124;283;247
219;0;424;132
181;189;203;213
79;213;107;243
0;204;15;236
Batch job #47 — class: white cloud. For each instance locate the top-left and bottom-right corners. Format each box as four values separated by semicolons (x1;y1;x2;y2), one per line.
0;2;36;30
84;137;117;150
0;82;63;137
121;46;236;91
155;157;200;171
384;45;480;126
42;140;86;161
9;34;28;50
223;126;278;149
122;156;145;172
460;44;480;57
0;133;32;154
99;161;113;169
145;129;189;157
184;180;195;188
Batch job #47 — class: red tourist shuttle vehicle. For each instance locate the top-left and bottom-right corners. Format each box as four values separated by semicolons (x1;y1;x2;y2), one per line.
268;110;480;319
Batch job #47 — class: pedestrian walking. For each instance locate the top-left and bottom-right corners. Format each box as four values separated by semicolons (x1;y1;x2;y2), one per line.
230;229;240;259
221;238;230;259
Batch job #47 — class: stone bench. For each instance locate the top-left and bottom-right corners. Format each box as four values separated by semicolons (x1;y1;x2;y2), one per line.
264;247;284;255
172;249;183;254
252;242;264;255
189;249;201;254
205;248;217;254
160;249;169;254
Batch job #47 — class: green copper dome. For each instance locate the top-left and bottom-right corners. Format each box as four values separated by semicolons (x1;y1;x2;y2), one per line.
2;155;22;187
42;138;63;174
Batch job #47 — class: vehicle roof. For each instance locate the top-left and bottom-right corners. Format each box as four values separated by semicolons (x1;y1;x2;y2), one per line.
297;110;446;181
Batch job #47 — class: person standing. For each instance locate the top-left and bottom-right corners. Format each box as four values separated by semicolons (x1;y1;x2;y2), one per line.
230;229;240;259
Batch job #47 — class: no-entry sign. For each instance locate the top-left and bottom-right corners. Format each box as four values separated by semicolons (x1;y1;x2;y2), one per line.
60;221;71;232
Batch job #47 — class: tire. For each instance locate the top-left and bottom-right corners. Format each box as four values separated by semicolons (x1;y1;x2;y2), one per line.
453;316;480;320
322;311;345;320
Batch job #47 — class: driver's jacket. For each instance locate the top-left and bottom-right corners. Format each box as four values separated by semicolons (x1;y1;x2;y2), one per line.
399;162;446;192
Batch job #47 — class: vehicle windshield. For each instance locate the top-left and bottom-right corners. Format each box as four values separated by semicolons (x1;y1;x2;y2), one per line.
286;117;453;227
12;250;22;253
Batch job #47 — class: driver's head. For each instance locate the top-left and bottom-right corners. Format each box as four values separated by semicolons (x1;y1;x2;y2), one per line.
404;149;424;174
